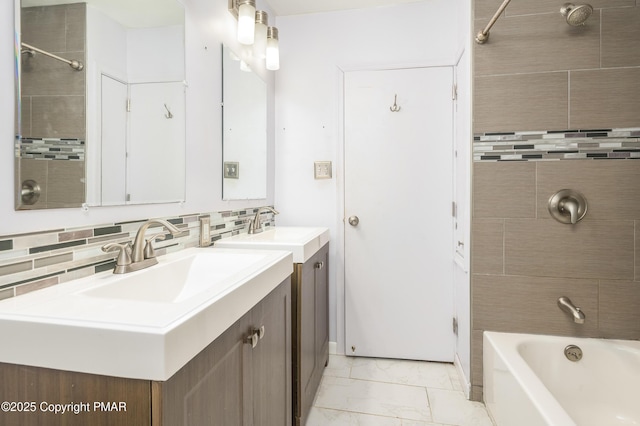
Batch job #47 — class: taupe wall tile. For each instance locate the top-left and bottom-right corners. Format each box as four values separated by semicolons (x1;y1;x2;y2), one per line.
65;3;86;52
21;52;85;97
536;161;640;221
474;14;600;76
634;221;640;281
599;280;640;339
474;73;568;133
505;219;635;280
473;161;536;218
602;6;640;68
570;68;640;129
31;96;85;139
471;219;504;275
47;161;85;205
471;330;484;388
472;274;599;336
21;5;67;52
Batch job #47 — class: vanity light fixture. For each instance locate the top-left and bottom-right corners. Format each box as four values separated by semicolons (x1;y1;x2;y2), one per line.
266;26;280;70
236;0;256;45
254;11;269;59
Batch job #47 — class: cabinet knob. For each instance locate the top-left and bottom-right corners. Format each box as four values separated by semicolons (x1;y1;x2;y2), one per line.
253;326;265;340
315;261;324;270
246;332;258;348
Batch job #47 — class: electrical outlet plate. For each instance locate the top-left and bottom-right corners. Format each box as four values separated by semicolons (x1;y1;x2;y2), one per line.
224;162;239;179
314;161;332;179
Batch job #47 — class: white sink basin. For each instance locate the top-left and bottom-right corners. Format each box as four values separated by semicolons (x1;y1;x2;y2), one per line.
215;226;330;263
84;251;268;303
0;248;292;381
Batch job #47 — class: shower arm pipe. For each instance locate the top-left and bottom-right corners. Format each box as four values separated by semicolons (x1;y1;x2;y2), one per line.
21;42;84;71
475;0;513;44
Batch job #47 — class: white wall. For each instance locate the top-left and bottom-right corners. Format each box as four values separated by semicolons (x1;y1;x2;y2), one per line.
2;0;276;235
274;0;468;357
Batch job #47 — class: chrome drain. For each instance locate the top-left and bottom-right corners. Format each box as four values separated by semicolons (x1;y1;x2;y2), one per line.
564;344;583;362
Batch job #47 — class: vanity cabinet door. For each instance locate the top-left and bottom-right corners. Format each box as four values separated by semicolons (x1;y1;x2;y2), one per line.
295;242;329;426
156;307;253;426
251;276;292;426
156;277;291;426
314;243;330;374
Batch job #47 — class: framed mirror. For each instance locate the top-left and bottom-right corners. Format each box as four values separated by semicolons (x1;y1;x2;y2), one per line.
222;44;267;201
15;0;186;209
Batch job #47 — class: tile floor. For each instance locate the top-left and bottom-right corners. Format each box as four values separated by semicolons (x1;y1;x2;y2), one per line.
307;355;495;426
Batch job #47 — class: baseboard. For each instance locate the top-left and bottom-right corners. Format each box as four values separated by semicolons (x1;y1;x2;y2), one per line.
329;341;338;355
454;353;471;399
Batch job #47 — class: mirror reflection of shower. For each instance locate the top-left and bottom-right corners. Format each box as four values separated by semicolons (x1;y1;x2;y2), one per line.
20;42;84;71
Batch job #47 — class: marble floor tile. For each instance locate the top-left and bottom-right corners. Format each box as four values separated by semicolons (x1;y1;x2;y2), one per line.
324;354;354;378
427;388;494;426
350;357;454;390
315;376;432;422
309;355;493;426
307;407;402;426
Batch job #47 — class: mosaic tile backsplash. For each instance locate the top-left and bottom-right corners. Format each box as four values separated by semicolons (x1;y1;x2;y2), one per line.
474;127;640;162
19;138;85;161
0;207;276;300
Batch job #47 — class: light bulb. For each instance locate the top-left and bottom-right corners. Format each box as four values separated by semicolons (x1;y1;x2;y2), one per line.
266;27;279;71
237;0;256;45
254;11;268;59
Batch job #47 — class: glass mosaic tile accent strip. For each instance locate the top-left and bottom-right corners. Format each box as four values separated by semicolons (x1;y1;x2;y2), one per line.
19;138;85;161
473;128;640;162
0;207;276;299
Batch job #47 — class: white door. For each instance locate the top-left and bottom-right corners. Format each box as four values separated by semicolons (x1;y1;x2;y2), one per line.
101;75;128;205
344;67;455;362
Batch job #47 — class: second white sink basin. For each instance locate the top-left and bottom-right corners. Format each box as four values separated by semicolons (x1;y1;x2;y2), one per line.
215;226;330;263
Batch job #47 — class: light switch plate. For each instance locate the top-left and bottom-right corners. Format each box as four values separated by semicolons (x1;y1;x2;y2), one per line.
224;162;239;179
199;216;211;247
314;161;332;179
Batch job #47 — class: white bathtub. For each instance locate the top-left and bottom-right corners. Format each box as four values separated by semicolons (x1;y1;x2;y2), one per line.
483;331;640;426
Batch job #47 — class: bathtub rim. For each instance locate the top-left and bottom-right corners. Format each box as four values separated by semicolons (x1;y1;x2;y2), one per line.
483;331;578;426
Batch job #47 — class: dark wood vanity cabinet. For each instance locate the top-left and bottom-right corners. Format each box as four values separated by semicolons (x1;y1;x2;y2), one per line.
0;278;291;426
293;243;329;426
156;276;292;426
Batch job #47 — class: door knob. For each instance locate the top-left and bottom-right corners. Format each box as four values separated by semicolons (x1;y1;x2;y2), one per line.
348;216;359;226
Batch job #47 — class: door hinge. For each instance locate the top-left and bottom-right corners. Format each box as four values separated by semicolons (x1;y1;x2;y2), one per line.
126;98;131;112
451;201;457;218
452;317;458;336
452;83;458;101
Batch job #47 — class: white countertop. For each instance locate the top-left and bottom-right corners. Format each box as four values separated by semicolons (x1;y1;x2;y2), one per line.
0;247;293;381
214;226;330;263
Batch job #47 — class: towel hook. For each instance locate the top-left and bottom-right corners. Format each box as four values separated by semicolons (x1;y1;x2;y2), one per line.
164;104;173;119
389;94;401;112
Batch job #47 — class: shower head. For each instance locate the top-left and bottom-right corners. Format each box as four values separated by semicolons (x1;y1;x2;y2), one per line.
560;3;593;26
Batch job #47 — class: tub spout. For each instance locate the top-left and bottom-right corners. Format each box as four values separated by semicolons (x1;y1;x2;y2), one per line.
558;296;585;324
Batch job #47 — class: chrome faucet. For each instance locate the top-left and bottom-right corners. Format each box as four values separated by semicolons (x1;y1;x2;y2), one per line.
248;207;279;234
558;296;585;324
102;219;182;274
